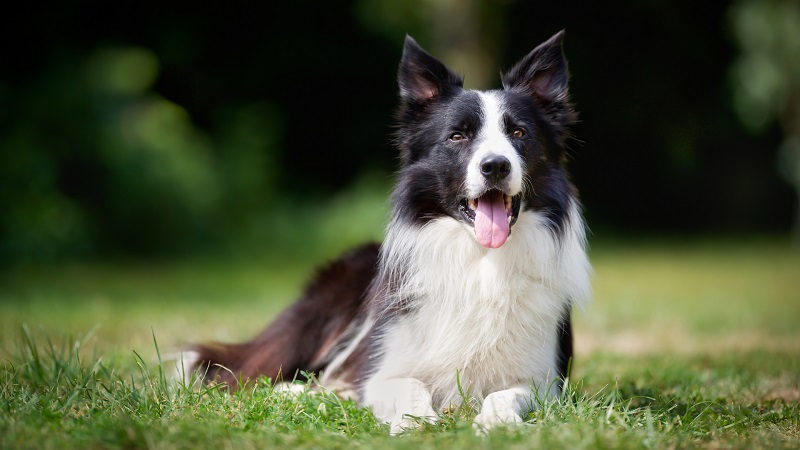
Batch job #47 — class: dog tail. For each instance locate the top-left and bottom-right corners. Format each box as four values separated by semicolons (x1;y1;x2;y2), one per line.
185;243;380;389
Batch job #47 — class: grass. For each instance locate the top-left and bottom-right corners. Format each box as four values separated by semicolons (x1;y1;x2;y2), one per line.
1;237;798;449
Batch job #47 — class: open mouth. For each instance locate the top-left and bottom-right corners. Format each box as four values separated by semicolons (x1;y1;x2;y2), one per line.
458;190;521;249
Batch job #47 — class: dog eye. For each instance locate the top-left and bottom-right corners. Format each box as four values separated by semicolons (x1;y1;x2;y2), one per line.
449;132;465;142
512;128;525;138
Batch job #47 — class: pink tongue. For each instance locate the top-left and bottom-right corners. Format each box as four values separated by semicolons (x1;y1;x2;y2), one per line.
474;191;509;249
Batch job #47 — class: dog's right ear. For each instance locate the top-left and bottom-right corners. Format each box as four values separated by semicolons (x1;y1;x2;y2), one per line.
398;36;464;105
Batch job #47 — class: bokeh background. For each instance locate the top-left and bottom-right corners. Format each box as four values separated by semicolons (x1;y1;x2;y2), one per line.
1;0;798;266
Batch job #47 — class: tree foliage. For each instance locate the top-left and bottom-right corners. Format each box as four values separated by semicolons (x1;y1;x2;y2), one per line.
0;1;795;262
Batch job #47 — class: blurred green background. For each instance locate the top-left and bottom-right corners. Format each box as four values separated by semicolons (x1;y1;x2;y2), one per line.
1;0;798;264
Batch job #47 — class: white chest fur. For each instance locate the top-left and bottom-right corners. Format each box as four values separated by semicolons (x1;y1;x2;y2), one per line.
367;204;591;410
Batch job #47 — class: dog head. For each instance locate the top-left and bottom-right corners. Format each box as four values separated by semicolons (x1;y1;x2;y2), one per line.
393;31;578;248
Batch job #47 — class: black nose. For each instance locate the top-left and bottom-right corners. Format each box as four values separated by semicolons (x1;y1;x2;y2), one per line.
480;155;511;181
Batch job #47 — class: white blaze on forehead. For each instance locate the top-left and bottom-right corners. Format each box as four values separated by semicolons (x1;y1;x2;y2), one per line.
464;91;524;199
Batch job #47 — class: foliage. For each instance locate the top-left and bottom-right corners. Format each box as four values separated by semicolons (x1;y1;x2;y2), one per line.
0;45;283;260
1;1;796;263
728;0;800;238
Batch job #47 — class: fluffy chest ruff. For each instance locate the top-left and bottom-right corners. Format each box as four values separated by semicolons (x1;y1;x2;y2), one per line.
363;205;590;411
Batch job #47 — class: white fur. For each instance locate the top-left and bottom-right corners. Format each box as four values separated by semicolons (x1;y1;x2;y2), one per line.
361;202;591;431
465;92;524;198
472;385;530;431
171;350;201;386
368;378;439;435
318;314;373;398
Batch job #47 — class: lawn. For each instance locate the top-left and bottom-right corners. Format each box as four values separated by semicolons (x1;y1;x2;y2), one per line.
1;237;798;449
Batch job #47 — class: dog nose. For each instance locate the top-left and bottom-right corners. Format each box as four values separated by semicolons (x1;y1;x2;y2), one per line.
480;155;511;181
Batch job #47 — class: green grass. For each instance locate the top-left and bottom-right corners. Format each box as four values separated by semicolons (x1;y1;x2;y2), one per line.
2;238;799;449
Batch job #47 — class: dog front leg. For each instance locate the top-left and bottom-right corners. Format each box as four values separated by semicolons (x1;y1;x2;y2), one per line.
472;385;534;432
364;377;438;434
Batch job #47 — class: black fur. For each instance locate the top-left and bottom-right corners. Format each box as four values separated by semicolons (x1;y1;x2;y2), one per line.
190;243;379;387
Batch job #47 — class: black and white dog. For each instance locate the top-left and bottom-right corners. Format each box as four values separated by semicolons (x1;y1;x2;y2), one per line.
184;31;591;433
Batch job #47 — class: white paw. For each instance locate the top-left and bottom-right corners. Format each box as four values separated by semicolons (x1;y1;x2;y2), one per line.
472;389;528;433
273;382;309;396
170;350;200;386
389;411;438;435
364;377;439;435
472;408;522;433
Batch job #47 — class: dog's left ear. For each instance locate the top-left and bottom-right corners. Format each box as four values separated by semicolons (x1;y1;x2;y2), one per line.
502;30;569;102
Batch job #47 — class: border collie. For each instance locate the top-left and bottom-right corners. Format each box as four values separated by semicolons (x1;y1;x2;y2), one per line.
183;30;591;433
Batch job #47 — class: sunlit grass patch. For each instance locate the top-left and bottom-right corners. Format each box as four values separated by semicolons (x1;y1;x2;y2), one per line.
2;327;385;449
576;237;800;355
3;327;797;449
1;238;798;448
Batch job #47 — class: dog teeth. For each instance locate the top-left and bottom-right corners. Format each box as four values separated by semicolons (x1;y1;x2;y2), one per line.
466;195;511;214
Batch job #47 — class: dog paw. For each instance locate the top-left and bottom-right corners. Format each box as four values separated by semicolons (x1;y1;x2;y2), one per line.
389;413;438;435
273;382;309;396
472;408;522;433
472;390;526;433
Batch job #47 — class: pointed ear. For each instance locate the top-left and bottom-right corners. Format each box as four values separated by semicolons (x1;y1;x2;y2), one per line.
398;35;464;104
502;30;569;102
